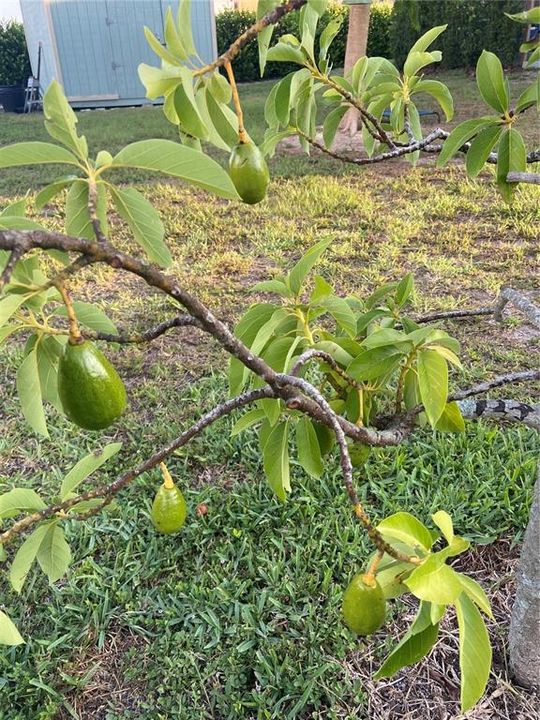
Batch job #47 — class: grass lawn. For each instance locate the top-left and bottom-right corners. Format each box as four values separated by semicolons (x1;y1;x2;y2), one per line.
0;70;539;720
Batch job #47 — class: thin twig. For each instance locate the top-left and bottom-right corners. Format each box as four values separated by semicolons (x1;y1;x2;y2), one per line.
450;370;540;402
0;247;26;289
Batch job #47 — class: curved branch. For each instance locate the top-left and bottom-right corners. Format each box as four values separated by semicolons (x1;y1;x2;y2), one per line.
458;399;540;430
0;387;276;546
87;315;204;344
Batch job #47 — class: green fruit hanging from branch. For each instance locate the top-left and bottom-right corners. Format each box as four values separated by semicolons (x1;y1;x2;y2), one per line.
151;463;188;534
229;141;270;205
342;573;387;636
58;340;127;431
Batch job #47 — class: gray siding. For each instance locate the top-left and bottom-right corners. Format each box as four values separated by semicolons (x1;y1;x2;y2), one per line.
20;0;217;107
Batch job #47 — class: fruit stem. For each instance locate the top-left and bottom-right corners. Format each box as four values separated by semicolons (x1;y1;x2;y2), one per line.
160;462;175;490
56;281;83;344
224;61;248;144
364;549;384;585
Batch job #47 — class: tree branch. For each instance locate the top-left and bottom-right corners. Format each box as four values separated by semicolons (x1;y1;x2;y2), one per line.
494;288;540;329
86;315;204;344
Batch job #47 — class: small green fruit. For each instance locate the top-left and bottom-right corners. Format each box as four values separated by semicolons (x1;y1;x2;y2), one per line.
342;574;386;636
151;482;187;534
58;340;127;430
229;141;270;204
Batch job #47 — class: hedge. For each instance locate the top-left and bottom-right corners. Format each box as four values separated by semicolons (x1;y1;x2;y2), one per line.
390;0;525;69
216;2;392;82
0;21;31;86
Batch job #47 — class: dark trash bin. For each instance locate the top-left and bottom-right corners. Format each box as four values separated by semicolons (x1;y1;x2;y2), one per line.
0;85;25;112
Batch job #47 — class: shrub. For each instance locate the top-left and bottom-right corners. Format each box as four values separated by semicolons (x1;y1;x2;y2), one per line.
216;2;392;82
0;20;31;86
390;0;525;69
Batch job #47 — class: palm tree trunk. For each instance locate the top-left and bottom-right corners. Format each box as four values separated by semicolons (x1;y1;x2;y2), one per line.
341;1;372;135
508;463;540;689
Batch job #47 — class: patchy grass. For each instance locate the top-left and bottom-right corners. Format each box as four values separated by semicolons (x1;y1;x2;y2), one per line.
0;70;539;719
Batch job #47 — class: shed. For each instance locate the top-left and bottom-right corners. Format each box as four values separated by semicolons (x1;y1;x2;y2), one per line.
20;0;217;108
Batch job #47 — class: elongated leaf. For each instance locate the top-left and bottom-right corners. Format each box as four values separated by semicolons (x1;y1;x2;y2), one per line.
0;488;45;518
205;90;238;150
112;140;239;200
417;349;448;426
299;2;319;61
174;69;208;140
459;575;493;618
251;279;290;297
54;300;117;334
476;51;509;113
497;127;526;203
138;64;182;99
263;420;290;501
65;180;108;240
60;443;122;500
43;81;88;159
437;117;498;167
404;51;441;78
347;347;403;382
257;0;281;76
435;401;465;433
36;336;62;410
375;602;439;678
0;293;26;327
0;142;79;169
377;512;433;553
208;72;232;104
9;523;50;592
405;555;463;604
295;416;322;479
319;14;343;61
109;185;170;267
231;408;267;437
229;303;276;395
431;510;453;544
287;238;332;296
455;593;492;712
35;176;77;210
144;26;180;66
465;124;503;178
320;295;357;338
176;0;197;58
323;105;348;149
408;25;447;55
515;76;539;113
413;79;454;121
16;348;48;437
36;522;71;583
0;611;24;646
266;43;306;65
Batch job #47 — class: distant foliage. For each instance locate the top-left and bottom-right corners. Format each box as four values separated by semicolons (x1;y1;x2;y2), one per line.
0;21;31;86
216;3;393;82
390;0;525;69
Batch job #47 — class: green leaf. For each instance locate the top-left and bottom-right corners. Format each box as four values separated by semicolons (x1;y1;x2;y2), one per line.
208;72;232;105
176;0;197;58
138;64;182;99
408;25;447;55
459;575;493;618
412;79;454;121
476;50;509;113
0;216;46;232
36;521;71;584
320;296;357;338
431;510;453;544
257;0;281;76
16;348;49;438
295;416;322;479
347;347;404;382
263;420;290;501
35;176;77;210
299;2;319;61
251;279;290;297
231;408;266;437
229;303;277;395
361;328;410;350
405;555;463;604
60;443;122;500
455;592;492;712
435;401;465;433
163;6;187;61
9;523;50;592
1;197;27;216
404;51;442;78
465;124;503;178
205;90;238;150
36;336;62;411
437;117;498;167
310;275;333;303
43;81;88;159
323;105;348;149
375;602;439;678
417;349;448;426
319;14;343;61
144;25;180;65
497;127;527;203
287;238;332;296
112;140;239;200
506;7;540;23
108;185;171;267
377;512;433;553
174;69;208;140
515;75;539;113
0;293;27;327
0;142;80;169
54;301;118;334
266;42;306;65
0;611;24;645
65;180;108;240
0;488;45;519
